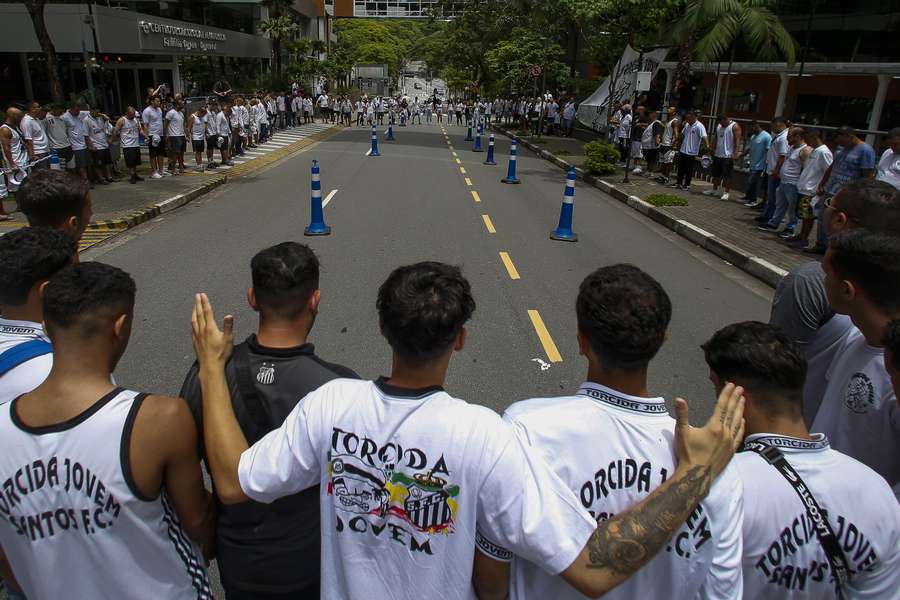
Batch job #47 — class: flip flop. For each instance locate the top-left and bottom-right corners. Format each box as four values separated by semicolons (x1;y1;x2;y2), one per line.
0;214;14;221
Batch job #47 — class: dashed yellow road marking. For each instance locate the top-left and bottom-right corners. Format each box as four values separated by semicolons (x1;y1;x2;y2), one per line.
452;152;458;157
460;167;466;174
471;191;481;203
482;214;496;233
528;310;563;362
464;177;472;186
455;158;461;164
499;251;520;280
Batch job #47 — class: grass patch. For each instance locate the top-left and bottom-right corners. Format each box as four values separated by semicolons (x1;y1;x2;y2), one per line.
646;193;689;207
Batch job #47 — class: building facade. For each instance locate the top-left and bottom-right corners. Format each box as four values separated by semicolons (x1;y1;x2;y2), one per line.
0;1;328;112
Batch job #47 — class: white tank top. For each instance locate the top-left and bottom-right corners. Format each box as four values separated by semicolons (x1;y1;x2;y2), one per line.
205;112;218;137
2;124;28;168
780;144;807;185
662;118;678;147
0;389;212;599
641;120;660;148
119;117;141;148
190;114;207;141
715;121;736;158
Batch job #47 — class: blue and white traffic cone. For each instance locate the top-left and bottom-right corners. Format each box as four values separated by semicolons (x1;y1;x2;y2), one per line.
370;124;380;156
473;121;484;152
49;149;61;170
483;133;497;165
304;160;331;236
501;137;520;184
465;120;474;141
400;111;407;127
386;123;395;141
550;167;578;242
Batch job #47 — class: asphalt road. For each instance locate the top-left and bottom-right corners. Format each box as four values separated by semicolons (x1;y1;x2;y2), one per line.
85;120;773;418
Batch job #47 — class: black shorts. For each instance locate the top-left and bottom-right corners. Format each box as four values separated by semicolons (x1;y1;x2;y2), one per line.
123;147;142;168
206;136;219;151
91;148;111;165
55;146;74;165
191;139;205;152
148;139;166;158
712;157;734;179
168;136;186;154
74;148;90;169
643;148;659;165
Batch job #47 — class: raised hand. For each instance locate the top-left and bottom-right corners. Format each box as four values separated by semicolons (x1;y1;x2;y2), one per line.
674;383;745;478
190;293;234;368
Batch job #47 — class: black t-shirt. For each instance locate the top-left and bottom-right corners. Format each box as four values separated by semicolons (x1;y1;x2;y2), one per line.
180;335;358;594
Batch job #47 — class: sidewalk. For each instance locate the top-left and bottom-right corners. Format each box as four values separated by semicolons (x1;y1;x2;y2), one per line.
0;122;340;250
494;125;811;285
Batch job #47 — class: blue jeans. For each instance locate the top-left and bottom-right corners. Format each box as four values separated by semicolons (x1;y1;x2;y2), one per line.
761;175;780;222
768;182;799;230
745;170;765;202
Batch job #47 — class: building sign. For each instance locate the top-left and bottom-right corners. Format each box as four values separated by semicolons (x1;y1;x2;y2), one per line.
138;20;227;53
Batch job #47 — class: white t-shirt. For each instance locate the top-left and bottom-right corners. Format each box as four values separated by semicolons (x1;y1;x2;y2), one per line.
0;318;52;406
236;378;597;600
190;113;207;141
140;106;164;136
61;111;89;150
680;121;708;156
83;115;109;150
43;114;71;150
736;433;900;599
767;130;789;175
216;112;231;137
490;382;742;600
876;148;900;191
165;109;184;137
797;144;834;196
812;326;900;489
277;96;286;111
801;313;854;426
20;114;48;155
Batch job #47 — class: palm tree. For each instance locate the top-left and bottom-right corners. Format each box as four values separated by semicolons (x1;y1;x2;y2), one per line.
259;15;300;81
671;0;796;115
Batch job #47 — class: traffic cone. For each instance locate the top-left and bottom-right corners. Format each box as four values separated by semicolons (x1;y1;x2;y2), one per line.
550;167;578;242
304;160;331;236
473;121;484;152
501;137;520;184
386;123;395;141
370;125;380;156
49;149;61;170
465;120;474;141
483;133;497;165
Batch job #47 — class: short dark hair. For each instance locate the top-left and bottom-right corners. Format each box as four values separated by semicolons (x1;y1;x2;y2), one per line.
377;262;475;365
889;127;900;139
832;180;900;234
43;262;136;336
0;227;77;305
251;242;320;320
885;320;900;372
576;264;671;371
837;125;857;137
828;229;900;312
16;169;90;228
702;321;806;415
772;116;787;125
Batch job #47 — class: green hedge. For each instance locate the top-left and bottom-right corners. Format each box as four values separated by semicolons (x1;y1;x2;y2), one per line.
582;140;618;176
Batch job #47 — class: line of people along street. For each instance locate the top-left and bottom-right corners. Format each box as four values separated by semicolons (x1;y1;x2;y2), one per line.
1;166;899;599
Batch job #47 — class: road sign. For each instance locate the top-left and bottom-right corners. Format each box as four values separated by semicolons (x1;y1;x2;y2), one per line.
529;65;542;78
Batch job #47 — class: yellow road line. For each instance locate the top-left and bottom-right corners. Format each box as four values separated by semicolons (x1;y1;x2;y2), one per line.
471;191;481;202
460;167;466;174
482;214;496;233
528;310;563;363
448;145;454;150
452;152;458;157
499;251;520;280
464;177;472;186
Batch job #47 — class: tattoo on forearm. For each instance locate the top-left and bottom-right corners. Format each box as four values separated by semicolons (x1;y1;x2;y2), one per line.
586;465;712;576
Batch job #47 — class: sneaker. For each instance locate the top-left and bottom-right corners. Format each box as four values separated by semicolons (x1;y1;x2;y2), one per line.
720;192;730;201
702;189;719;197
129;175;138;184
225;160;235;166
681;185;690;192
632;166;642;175
779;229;796;239
669;183;682;189
744;200;762;208
151;172;163;179
161;170;172;177
134;174;145;181
757;223;779;232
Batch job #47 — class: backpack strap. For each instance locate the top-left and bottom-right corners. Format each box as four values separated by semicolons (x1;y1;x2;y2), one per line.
0;339;53;378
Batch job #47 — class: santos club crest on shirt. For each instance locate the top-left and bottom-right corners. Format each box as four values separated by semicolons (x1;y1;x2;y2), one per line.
844;372;875;414
256;363;276;385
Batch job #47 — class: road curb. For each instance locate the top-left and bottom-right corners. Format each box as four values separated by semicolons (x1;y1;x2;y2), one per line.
80;126;341;250
492;126;787;287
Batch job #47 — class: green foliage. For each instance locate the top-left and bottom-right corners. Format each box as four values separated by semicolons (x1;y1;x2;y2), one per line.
484;28;568;96
334;19;446;79
646;193;689;207
583;139;619;175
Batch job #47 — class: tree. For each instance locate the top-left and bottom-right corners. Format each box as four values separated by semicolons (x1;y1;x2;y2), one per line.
484;28;568;96
671;0;796;115
23;0;64;103
259;15;300;81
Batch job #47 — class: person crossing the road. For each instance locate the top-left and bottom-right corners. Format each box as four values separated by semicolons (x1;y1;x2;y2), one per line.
479;264;743;600
181;242;357;599
0;262;215;599
703;321;900;599
190;260;746;600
